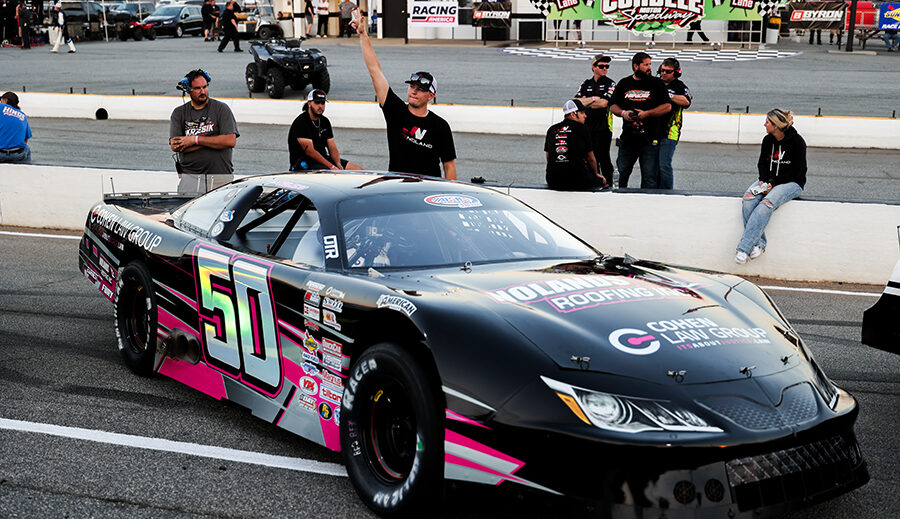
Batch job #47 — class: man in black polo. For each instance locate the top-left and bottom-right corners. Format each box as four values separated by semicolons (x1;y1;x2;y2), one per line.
216;0;241;52
609;52;672;189
288;89;361;171
544;100;606;191
574;53;616;185
354;11;456;179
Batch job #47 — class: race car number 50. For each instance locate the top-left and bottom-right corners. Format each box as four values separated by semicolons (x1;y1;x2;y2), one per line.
196;246;282;395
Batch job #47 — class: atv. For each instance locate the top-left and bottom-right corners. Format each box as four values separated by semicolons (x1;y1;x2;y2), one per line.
246;39;329;99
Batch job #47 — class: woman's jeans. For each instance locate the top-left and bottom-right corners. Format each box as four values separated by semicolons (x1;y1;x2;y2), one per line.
737;181;802;254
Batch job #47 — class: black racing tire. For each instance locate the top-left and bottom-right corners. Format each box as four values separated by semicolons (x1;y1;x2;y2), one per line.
265;68;285;99
257;25;274;40
114;262;158;376
146;28;156;40
133;28;144;41
311;68;330;94
246;63;265;92
340;343;443;517
174;24;184;37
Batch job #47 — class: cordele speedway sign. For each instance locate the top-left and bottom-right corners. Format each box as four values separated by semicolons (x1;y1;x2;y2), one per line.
410;1;459;27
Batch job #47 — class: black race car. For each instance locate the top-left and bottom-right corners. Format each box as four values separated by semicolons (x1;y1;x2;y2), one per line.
246;39;329;99
78;172;868;518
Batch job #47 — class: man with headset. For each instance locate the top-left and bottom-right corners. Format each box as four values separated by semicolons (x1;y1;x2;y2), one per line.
169;69;239;194
657;57;692;190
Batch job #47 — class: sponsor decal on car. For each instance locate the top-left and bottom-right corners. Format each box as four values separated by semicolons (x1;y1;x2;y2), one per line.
305;291;321;305
323;309;341;330
424;194;483;209
319;369;342;388
210;222;225;237
302;351;319;364
90;204;164;252
303;303;320;321
325;286;345;299
320;383;342;404
323;351;342;371
318;401;333;421
297;393;316;412
376;294;418;316
219;210;235;222
608;318;771;355
322;338;342;358
304;319;320;332
299;375;319;395
302;362;319;376
303;335;319;353
324;235;340;259
306;280;326;292
323;297;343;313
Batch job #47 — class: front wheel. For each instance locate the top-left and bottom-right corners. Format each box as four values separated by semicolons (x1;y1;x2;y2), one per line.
174;24;184;37
340;343;443;517
246;62;265;92
133;27;144;41
114;262;158;376
265;68;285;99
146;27;156;40
311;68;330;93
257;25;274;40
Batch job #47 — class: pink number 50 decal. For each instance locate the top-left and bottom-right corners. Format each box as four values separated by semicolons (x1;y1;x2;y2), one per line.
196;246;282;396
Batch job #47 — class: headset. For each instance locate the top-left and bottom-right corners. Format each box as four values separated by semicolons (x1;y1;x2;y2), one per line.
176;69;212;92
658;58;681;78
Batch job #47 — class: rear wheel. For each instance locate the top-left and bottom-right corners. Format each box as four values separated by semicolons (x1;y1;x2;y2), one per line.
311;68;330;93
146;28;156;40
133;28;144;41
246;63;265;92
265;68;285;99
340;343;443;517
257;25;274;40
114;262;158;376
118;26;129;40
174;24;184;37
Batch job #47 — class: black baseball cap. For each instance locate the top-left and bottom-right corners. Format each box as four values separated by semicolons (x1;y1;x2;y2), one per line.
405;71;436;94
307;89;327;102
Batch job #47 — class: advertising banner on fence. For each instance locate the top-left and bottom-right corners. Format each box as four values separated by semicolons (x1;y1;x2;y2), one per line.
536;0;787;32
409;1;459;27
473;1;512;27
787;2;845;30
879;2;900;30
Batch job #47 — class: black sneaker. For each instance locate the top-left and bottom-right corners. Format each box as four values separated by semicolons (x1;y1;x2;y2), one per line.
234;48;242;52
217;48;223;52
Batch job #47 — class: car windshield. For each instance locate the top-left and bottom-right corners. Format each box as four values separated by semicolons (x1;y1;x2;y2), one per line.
152;6;181;15
337;192;596;269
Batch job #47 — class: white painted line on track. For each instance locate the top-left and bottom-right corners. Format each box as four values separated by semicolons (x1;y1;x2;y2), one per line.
0;417;348;477
0;230;81;240
760;285;880;298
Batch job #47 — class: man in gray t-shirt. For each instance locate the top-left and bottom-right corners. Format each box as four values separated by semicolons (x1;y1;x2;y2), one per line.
169;69;239;194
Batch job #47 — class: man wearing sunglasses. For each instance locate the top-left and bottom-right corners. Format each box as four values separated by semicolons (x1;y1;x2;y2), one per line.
169;69;239;193
353;10;457;179
289;89;362;172
657;57;692;190
573;54;616;186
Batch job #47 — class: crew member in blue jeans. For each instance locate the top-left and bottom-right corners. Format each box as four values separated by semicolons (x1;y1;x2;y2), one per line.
0;91;32;163
735;109;806;264
658;57;691;190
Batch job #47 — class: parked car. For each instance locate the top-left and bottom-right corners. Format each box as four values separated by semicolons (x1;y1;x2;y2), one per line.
60;0;106;39
144;4;203;37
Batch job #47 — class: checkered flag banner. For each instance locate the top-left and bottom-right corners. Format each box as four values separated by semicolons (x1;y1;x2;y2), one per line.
530;0;553;16
712;0;725;6
756;0;785;16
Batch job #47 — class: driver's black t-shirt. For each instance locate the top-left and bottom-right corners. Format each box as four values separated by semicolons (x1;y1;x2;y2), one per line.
288;111;335;170
381;88;456;178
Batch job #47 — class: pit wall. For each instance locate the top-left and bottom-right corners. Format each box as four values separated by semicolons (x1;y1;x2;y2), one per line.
1;163;897;284
17;92;900;149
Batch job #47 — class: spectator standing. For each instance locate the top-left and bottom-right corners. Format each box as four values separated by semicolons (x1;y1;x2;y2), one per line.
2;0;16;44
686;20;708;42
202;0;214;41
209;0;220;40
288;89;361;171
217;0;242;52
609;52;671;189
0;91;31;163
544;99;606;191
16;0;34;49
657;57;691;190
303;0;314;38
884;29;900;51
734;109;806;264
169;70;240;194
338;0;355;37
354;11;457;179
316;0;328;37
50;2;76;53
573;54;616;185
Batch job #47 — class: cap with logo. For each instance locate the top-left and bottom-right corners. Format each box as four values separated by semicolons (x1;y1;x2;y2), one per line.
405;71;436;94
592;54;611;66
1;92;20;110
562;99;585;115
307;89;327;103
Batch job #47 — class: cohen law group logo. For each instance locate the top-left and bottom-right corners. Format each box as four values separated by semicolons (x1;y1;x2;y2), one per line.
608;328;661;355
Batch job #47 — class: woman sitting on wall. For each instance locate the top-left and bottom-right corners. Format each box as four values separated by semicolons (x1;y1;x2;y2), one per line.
734;108;807;264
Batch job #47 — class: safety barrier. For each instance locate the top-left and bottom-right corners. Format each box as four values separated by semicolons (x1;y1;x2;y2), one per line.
1;163;897;284
16;92;900;149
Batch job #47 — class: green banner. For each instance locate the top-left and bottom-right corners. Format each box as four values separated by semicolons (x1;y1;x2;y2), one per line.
544;0;765;31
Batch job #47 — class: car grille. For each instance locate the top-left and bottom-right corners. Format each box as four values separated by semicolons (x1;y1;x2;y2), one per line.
700;383;818;430
725;434;863;511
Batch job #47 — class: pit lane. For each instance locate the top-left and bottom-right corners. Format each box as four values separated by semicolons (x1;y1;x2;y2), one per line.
1;230;898;518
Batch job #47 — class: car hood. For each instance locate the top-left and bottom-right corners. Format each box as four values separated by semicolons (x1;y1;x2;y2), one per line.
144;14;174;22
428;258;803;386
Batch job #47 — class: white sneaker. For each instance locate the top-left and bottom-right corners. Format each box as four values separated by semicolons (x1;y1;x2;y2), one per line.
734;251;748;264
749;246;764;259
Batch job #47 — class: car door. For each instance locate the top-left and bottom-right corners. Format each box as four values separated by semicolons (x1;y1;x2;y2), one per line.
186;6;203;32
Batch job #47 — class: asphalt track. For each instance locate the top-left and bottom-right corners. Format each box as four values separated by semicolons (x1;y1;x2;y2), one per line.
1;230;899;519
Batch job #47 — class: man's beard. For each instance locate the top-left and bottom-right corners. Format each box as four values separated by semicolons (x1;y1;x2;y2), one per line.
635;68;652;80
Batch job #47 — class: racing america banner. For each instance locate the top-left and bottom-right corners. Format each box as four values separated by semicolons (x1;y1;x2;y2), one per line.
879;2;900;30
786;2;845;30
473;1;512;28
409;1;459;27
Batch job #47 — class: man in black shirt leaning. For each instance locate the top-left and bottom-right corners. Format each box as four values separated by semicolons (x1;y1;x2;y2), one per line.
544;100;606;191
288;89;361;171
609;52;671;189
573;53;616;184
353;10;456;179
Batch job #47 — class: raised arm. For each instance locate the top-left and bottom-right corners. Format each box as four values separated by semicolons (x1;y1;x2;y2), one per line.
354;10;389;106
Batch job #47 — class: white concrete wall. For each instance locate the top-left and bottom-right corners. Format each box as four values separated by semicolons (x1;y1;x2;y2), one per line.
1;163;897;284
17;92;900;149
